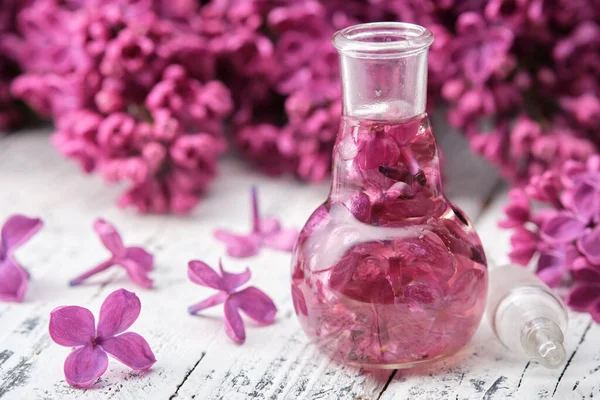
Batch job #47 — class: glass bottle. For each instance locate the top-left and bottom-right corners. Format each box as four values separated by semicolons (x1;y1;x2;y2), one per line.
290;22;488;369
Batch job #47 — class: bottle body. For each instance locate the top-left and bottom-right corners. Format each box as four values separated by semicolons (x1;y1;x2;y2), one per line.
291;113;488;368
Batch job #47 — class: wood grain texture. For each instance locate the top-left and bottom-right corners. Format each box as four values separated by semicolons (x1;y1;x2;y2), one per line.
0;127;595;400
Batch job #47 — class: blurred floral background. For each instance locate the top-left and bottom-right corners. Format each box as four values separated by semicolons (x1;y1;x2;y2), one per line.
1;0;600;314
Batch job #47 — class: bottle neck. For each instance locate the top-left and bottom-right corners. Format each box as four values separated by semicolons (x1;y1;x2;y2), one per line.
339;49;429;120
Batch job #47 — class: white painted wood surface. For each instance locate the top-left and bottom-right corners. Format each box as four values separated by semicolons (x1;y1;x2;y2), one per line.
0;124;597;400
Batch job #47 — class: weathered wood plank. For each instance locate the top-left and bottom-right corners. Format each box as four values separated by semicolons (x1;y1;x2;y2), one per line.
0;125;527;400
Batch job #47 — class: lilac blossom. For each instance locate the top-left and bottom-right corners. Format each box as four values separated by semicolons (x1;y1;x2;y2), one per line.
49;289;156;388
187;259;277;344
502;157;600;316
214;187;298;258
4;0;232;214
0;215;43;302
70;219;153;288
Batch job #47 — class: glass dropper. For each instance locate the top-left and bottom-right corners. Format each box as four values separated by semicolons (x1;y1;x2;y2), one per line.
486;263;568;369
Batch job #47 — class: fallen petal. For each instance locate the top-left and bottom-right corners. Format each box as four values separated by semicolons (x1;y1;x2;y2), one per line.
49;306;96;346
214;230;260;258
0;258;28;302
94;219;125;256
219;261;251;293
224;297;245;343
188;292;228;314
188;260;224;290
99;332;156;370
1;215;43;255
124;247;154;271
97;289;141;339
120;259;154;289
233;286;277;324
64;344;108;388
258;218;282;235
263;229;298;252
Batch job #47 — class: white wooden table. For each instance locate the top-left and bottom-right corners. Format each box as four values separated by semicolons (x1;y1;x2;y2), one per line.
0;120;598;400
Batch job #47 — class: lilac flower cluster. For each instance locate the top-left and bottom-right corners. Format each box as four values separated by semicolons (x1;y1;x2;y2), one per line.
383;0;600;184
2;0;232;213
501;156;600;321
206;0;368;182
4;0;600;215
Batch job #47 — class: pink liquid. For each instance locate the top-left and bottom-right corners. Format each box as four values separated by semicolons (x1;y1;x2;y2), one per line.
291;114;487;368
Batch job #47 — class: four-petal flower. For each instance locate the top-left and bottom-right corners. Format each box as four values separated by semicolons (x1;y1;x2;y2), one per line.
70;219;154;288
0;214;43;302
49;289;156;388
187;260;277;343
214;187;298;258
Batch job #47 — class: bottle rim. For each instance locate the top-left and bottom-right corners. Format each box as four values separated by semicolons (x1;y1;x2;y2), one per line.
333;22;434;59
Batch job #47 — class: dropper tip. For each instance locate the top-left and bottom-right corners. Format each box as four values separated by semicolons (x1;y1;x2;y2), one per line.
522;318;567;369
535;339;567;369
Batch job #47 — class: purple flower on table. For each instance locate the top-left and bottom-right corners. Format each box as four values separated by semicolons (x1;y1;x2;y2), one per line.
49;289;156;388
187;260;277;344
214;187;298;258
70;219;153;288
0;215;43;302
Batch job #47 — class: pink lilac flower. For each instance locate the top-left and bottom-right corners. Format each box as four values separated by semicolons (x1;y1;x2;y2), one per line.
503;157;600;304
187;259;277;344
541;177;600;265
49;288;156;388
567;265;600;322
70;219;153;288
214;187;298;258
4;0;232;214
0;215;43;302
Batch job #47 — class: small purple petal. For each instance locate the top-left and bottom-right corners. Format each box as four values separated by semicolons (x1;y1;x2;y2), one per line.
94;219;125;256
96;289;141;339
188;292;228;314
49;306;96;347
99;332;156;370
258;218;282;235
572;181;600;221
188;260;224;290
541;212;587;243
120;260;154;289
566;284;600;311
233;286;277;324
1;215;43;256
0;259;28;302
214;230;260;258
63;344;108;388
263;229;298;252
224;297;245;344
578;229;600;265
219;261;251;293
124;247;154;270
